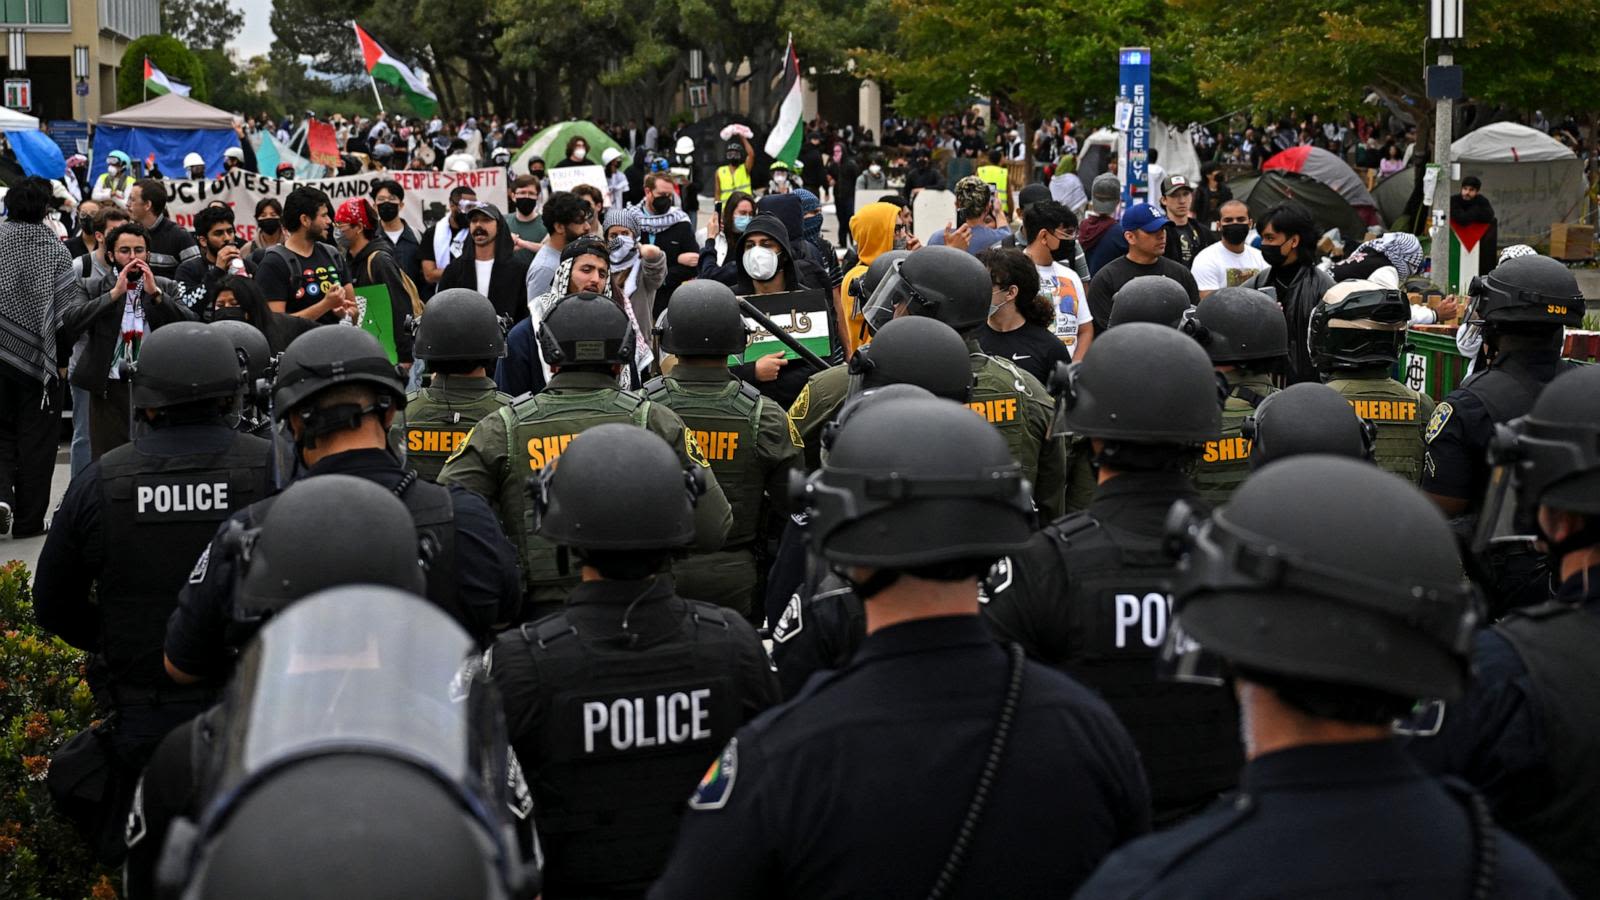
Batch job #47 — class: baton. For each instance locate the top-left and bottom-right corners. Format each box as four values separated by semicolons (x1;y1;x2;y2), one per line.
737;298;830;372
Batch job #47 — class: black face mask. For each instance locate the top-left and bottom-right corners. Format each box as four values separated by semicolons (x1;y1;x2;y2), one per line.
1220;223;1251;245
1050;237;1076;263
530;168;546;180
207;305;249;323
376;202;401;222
257;218;281;236
650;195;673;214
1261;241;1289;268
514;197;538;216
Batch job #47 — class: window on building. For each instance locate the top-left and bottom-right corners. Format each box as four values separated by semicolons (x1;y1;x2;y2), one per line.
0;0;68;24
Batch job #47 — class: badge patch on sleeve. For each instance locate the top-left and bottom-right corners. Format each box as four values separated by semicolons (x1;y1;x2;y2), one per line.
772;596;804;643
786;414;804;448
685;431;711;467
1425;402;1452;444
689;738;738;810
188;544;211;584
789;382;811;420
445;425;477;464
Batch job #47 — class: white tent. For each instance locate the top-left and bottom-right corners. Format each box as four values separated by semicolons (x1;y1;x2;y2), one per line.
0;105;40;131
1450;123;1585;246
1077;119;1201;200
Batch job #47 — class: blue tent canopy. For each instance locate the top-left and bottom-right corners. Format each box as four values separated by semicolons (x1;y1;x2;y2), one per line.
90;94;241;181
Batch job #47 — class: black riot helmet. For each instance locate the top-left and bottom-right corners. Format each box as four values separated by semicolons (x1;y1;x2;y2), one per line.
1467;253;1585;327
209;319;273;385
860;245;992;335
791;395;1033;584
233;474;426;620
1107;276;1193;329
849;248;910;306
1242;383;1376;471
414;288;507;363
1049;322;1221;444
847;316;974;402
532;423;700;551
1191;286;1289;365
818;383;935;462
272;326;406;417
1167;456;1479;704
1308;279;1410;372
538;292;636;368
130;322;243;411
656;280;749;357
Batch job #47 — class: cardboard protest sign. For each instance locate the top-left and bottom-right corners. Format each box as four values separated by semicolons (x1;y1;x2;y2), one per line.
546;164;610;206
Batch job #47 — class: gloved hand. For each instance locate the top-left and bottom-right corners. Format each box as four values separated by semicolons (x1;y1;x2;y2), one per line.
720;124;754;141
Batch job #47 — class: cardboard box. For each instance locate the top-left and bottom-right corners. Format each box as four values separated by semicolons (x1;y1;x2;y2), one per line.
1550;223;1594;261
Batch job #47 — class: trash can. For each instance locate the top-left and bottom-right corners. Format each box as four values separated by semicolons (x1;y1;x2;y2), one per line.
1400;327;1471;402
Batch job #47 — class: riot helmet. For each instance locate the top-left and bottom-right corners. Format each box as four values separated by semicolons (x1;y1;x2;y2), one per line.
130;322;243;411
532;423;699;552
1049;322;1221;444
1167;456;1478;703
847;316;974;402
538;292;636;368
818;383;935;462
1242;383;1375;471
848;248;910;309
656;280;748;357
209;319;273;385
272;326;406;417
1191;286;1289;365
414;288;507;363
1466;253;1584;328
1106;276;1193;329
859;245;991;335
791;395;1033;583
1308;279;1410;372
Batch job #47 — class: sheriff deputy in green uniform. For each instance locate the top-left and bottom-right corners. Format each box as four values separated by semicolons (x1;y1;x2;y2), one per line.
1188;285;1287;505
439;291;732;618
1309;278;1435;483
645;280;801;617
788;245;1065;519
401;288;516;482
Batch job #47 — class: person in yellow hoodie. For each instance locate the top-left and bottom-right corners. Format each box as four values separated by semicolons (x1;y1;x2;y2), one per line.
839;201;903;357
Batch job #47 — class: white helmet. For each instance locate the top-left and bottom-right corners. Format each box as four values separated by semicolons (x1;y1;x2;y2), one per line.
183;152;206;169
601;147;623;167
674;135;694;155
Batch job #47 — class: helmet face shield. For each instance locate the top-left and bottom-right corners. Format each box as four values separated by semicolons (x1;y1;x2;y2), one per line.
859;260;915;336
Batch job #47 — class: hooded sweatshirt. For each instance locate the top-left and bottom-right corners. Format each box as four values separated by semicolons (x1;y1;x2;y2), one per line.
756;193;831;279
840;202;900;355
439;205;530;323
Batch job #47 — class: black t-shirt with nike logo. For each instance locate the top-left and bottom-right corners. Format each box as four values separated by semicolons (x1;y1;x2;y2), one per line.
975;322;1073;385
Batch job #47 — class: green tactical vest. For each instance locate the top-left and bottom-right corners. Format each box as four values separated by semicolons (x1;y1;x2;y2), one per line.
404;385;515;482
971;353;1044;488
642;376;765;546
1193;374;1277;507
1327;375;1433;484
493;388;653;599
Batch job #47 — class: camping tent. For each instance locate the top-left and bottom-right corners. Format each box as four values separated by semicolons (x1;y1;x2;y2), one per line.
1076;119;1202;201
0;106;39;131
92;93;240;182
1371;167;1417;230
1450;122;1586;247
1262;146;1379;225
1229;170;1367;243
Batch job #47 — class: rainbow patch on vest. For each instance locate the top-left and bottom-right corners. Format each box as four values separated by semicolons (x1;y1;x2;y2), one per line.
689;738;738;810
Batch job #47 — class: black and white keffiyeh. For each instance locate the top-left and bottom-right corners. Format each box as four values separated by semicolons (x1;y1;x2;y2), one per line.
0;220;73;384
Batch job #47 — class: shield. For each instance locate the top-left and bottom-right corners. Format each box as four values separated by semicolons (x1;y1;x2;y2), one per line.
509;121;632;176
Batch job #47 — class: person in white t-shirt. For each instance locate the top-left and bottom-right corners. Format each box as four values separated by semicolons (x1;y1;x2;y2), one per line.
1020;200;1092;360
1190;199;1266;299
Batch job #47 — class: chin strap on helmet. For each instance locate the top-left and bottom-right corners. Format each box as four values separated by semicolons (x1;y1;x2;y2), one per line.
290;394;395;451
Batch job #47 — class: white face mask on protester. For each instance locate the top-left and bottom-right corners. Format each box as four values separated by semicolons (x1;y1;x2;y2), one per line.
869;163;882;175
743;245;779;282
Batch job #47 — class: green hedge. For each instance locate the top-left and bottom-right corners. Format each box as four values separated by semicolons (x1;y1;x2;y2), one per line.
0;562;119;899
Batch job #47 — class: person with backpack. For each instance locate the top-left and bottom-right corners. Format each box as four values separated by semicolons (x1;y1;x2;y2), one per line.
334;197;418;369
253;186;359;325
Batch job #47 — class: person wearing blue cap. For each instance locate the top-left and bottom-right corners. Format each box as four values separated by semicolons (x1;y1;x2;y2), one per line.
1084;202;1199;335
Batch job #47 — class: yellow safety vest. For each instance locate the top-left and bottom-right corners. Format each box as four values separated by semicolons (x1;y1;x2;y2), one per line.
716;164;752;204
976;164;1010;213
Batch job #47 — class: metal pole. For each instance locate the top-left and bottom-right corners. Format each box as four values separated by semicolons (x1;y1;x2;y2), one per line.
369;74;386;115
1430;50;1454;291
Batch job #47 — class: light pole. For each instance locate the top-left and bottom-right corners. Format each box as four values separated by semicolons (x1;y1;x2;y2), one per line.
1428;0;1464;291
73;45;88;122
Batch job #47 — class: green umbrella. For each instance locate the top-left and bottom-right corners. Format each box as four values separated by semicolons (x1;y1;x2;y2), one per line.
509;120;631;175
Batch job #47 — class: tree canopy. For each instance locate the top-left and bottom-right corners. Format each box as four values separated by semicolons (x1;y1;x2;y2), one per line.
117;35;209;108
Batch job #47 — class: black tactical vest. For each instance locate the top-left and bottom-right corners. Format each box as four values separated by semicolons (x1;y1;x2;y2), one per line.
515;599;747;893
99;430;269;694
1492;602;1600;895
1043;513;1243;820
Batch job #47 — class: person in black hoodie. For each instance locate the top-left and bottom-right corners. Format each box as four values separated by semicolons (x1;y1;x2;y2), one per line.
1449;175;1498;269
439;202;530;324
731;213;832;408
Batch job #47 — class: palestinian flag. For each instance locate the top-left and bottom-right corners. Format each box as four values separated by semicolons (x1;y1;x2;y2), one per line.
143;58;190;97
353;22;439;116
1449;219;1492;294
763;37;803;168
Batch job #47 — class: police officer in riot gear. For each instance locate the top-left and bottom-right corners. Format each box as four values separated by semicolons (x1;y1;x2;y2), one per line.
1188;285;1287;505
1310;279;1435;483
34;322;271;863
982;323;1242;824
1105;276;1194;329
441;292;732;618
645;280;801;616
207;319;274;435
488;424;776;897
1242;382;1376;471
790;245;1066;519
844;315;975;403
165;326;521;681
1080;457;1568;898
149;587;541;900
1409;365;1600;896
652;395;1150;899
402;288;516;481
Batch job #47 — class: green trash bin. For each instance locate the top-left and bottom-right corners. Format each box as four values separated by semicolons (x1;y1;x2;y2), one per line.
1398;328;1471;402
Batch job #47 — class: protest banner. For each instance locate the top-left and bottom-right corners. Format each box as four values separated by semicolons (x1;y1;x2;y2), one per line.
546;164;609;206
735;289;831;363
355;284;399;363
159;167;505;244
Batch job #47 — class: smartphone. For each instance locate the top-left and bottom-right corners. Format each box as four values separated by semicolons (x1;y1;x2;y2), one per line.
955;209;968;227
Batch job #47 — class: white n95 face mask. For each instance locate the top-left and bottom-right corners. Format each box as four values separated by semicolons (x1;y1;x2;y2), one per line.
743;246;779;282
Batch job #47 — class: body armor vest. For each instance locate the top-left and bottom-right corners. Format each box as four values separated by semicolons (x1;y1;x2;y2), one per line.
404;383;515;482
1193;374;1275;507
1327;374;1432;483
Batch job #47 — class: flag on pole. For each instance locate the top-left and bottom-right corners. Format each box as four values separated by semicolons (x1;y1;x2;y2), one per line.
1448;219;1491;294
143;58;191;97
764;37;803;169
353;23;439;116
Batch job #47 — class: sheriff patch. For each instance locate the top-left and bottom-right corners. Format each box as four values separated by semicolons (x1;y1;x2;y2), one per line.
685;431;711;467
772;595;804;643
1425;402;1452;444
446;426;477;464
689;738;738;810
789;382;811;420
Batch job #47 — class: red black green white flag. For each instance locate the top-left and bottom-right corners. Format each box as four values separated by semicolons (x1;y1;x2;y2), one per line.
353;22;439;116
764;37;803;169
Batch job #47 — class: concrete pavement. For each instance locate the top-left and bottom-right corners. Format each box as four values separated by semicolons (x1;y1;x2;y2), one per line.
5;447;70;574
